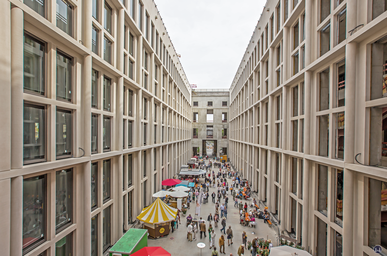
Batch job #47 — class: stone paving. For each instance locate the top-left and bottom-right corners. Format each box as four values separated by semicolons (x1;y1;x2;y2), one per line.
147;161;277;255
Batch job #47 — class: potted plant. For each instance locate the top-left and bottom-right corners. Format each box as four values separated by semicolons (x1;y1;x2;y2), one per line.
289;241;295;247
262;249;270;256
247;241;252;250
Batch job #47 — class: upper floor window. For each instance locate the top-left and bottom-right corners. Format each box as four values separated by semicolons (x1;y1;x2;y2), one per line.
56;109;73;158
92;26;99;54
92;0;98;20
24;103;46;164
56;168;73;231
24;34;46;95
92;69;98;108
56;51;73;102
130;0;135;19
25;0;45;17
207;101;213;106
103;116;111;151
56;0;73;36
138;1;143;31
320;0;331;22
103;76;111;111
104;3;112;34
193;101;198;106
222;101;227;106
104;37;112;63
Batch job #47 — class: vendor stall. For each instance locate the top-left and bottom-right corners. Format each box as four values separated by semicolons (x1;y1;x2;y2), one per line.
137;198;177;239
108;228;148;255
176;180;189;187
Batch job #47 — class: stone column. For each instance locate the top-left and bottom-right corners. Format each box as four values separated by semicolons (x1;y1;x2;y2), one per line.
0;179;11;255
343;169;354;256
10;176;22;256
117;8;125;72
82;55;92;156
82;0;92;49
116;77;124;151
11;7;23;169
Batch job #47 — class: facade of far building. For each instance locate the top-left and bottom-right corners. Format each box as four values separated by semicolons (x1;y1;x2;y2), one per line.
228;0;387;256
0;0;192;255
191;89;229;158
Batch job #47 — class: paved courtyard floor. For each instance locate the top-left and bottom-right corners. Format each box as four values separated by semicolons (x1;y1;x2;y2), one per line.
147;162;277;255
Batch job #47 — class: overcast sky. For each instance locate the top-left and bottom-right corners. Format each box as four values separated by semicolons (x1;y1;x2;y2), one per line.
154;0;266;90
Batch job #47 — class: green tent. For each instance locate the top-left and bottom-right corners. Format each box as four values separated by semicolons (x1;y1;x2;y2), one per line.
109;228;148;256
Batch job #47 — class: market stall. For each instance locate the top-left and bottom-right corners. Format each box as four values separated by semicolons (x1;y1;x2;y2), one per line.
108;228;148;256
137;198;178;239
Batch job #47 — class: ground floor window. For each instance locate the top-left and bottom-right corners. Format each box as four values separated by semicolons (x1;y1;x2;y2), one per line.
368;178;387;250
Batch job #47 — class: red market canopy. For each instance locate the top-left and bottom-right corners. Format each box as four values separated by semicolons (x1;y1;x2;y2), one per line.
161;179;181;186
131;247;171;256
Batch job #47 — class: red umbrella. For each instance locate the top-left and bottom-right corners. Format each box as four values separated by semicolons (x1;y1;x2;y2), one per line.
131;247;171;256
161;179;181;186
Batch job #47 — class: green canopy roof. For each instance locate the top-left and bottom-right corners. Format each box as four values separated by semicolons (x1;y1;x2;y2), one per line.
109;228;148;254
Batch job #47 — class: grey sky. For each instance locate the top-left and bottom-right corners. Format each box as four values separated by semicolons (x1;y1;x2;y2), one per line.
154;0;266;90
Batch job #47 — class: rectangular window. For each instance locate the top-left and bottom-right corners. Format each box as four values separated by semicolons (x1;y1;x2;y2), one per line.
128;154;133;186
56;0;73;36
368;178;387;249
103;76;111;111
293;51;299;75
294;22;299;49
143;181;147;207
319;68;330;111
284;0;289;21
129;33;134;56
320;0;331;22
24;34;45;95
128;121;132;147
103;116;111;151
130;0;135;19
145;13;149;41
144;123;147;145
138;1;143;31
193;101;198;106
129;59;134;79
222;101;227;106
143;98;147;119
207;101;213;106
103;160;111;201
91;114;98;153
337;8;346;44
25;0;45;17
291;158;297;194
92;0;98;19
128;89;133;116
206;125;213;138
92;69;98;108
206;109;213;123
91;163;98;209
319;115;329;157
293;85;299;116
154;125;157;143
292;120;298;151
293;0;299;8
92;26;99;54
104;3;112;34
55;233;73;255
56;168;73;231
193;128;198;138
143;151;147;177
222;112;227;122
222;128;227;138
23;104;46;164
23;175;46;251
320;23;331;56
318;165;328;215
143;73;148;89
56;109;72;158
56;51;73;102
128;191;133;223
276;3;281;33
335;113;345;159
91;216;98;256
316;218;328;256
336;61;345;107
104;37;112;63
193;112;198;122
103;206;111;252
334;169;343;226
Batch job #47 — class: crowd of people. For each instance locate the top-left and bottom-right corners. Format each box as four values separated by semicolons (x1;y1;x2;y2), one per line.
180;158;272;256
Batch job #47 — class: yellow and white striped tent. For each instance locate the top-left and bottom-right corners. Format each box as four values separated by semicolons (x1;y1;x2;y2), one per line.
137;198;178;224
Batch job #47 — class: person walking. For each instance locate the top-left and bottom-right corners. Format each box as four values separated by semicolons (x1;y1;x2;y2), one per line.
212;192;216;203
207;213;213;224
199;220;207;239
224;205;228;219
219;235;225;254
242;231;247;248
226;226;233;246
211;247;219;256
237;244;244;256
187;223;193;242
208;224;213;242
251;237;258;256
220;217;226;234
210;229;216;249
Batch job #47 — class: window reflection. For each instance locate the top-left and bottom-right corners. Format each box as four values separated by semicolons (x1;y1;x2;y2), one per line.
56;169;73;231
23;104;46;164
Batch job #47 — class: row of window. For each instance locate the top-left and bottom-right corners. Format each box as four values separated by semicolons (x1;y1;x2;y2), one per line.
193;112;228;123
192;101;228;107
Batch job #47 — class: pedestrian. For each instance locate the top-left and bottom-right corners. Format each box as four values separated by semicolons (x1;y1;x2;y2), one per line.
211;246;219;256
242;231;247;248
244;203;248;211
220;203;225;218
187;223;193;242
212;192;216;203
208;213;213;223
171;219;175;233
220;217;226;234
219;235;225;254
210;229;216;249
224;206;228;219
252;237;258;256
226;226;233;246
237;244;244;256
200;220;207;239
193;223;197;240
234;198;238;208
208;224;213;241
225;197;229;207
177;210;181;224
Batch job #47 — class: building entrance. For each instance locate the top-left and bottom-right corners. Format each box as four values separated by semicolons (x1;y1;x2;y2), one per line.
202;140;217;157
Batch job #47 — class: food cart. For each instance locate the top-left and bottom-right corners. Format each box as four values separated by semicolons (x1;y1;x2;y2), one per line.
108;228;148;255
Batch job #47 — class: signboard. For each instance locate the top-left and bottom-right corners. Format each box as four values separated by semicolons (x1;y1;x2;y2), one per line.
190;84;197;89
374;245;382;253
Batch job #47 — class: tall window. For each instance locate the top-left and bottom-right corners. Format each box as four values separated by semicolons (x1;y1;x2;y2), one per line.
320;23;331;56
319;115;329;157
56;51;73;102
129;33;134;56
130;0;135;19
103;116;111;151
143;151;147;177
128;191;133;223
92;26;99;54
104;3;112;34
91;216;98;256
337;8;346;44
92;0;98;20
103;76;111;111
144;123;147;145
91;114;98;153
128;89;133;116
56;168;73;231
128;121;132;147
334;169;343;226
318;165;328;215
25;0;45;16
138;1;143;31
24;34;45;95
92;69;98;108
23;175;46;251
56;109;72;158
207;101;213;106
23;104;46;164
103;207;111;251
91;163;98;209
129;59;134;79
103;160;111;201
320;0;331;22
104;37;112;63
56;0;73;36
128;154;133;187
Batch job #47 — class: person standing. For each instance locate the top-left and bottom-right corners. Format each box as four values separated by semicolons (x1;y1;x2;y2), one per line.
242;231;247;248
210;229;216;249
237;244;244;256
224;205;228;219
219;235;225;254
251;237;258;256
226;226;233;246
220;217;226;234
171;219;175;233
212;192;216;203
200;220;207;239
220;203;225;218
187;223;193;242
211;247;219;256
208;224;213;242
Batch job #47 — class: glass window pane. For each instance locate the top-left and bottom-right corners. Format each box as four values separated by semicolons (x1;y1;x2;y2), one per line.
335;169;343;226
128;154;132;186
128;121;132;147
91;163;98;209
103;160;111;201
104;3;112;34
24;0;45;16
103;206;111;251
91;114;98;153
103;76;111;111
55;233;73;256
56;52;72;101
56;0;73;36
318;165;328;215
56;109;72;158
92;69;98;108
128;191;133;224
129;33;134;56
23;175;46;251
92;0;98;19
24;34;45;95
103;116;111;151
104;37;112;63
92;26;99;54
56;168;73;231
23;104;46;164
91;216;98;256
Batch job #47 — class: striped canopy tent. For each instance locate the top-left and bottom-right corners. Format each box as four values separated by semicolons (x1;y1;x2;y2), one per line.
137;198;178;224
